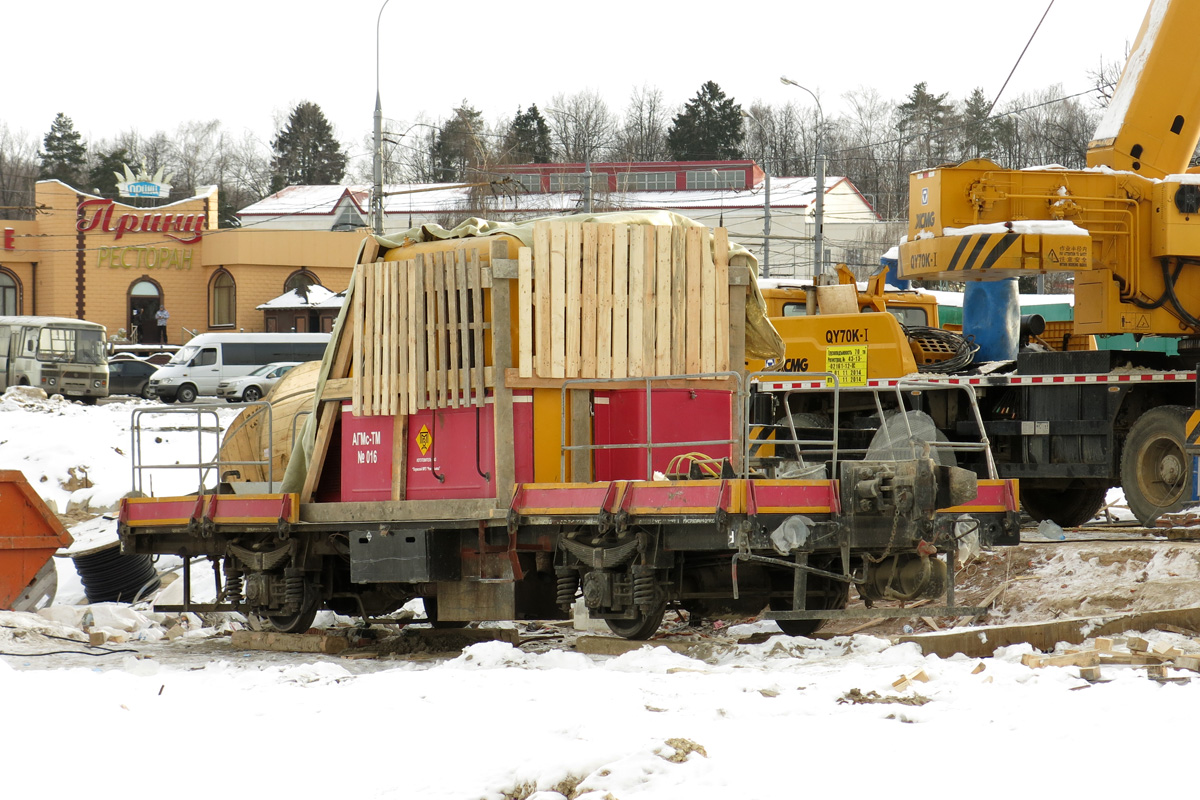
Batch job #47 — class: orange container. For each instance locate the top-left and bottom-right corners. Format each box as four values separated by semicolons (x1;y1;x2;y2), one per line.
0;470;73;609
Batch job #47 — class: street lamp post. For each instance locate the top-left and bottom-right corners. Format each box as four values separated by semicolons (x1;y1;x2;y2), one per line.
372;0;391;236
780;76;825;282
742;111;771;279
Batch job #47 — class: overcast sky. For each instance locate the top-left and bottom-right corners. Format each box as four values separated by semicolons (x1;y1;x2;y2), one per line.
8;0;1149;162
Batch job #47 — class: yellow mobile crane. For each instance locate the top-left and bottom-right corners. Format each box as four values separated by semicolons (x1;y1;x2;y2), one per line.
898;0;1200;525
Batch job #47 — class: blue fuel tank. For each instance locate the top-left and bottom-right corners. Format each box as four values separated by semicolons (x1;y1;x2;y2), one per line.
963;279;1019;362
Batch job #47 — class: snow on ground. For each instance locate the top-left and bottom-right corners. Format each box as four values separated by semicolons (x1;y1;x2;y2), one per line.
3;388;1200;798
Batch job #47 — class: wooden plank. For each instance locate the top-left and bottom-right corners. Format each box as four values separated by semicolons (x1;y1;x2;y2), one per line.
470;250;486;407
392;412;407;501
503;369;737;392
518;247;534;379
533;221;552;378
700;228;716;374
490;239;516;502
456;250;471;404
376;262;388;415
685;226;703;374
596;223;614;379
363;262;376;416
565;222;582;378
385;262;396;416
714;228;730;372
352;264;364;416
300;314;359;503
300;401;339;503
446;250;462;409
612;224;629;379
418;254;432;411
396;265;409;417
655;226;672;376
580;222;598;378
643;226;657;376
726;268;746;474
231;630;348;655
408;259;421;412
549;221;567;379
435;252;450;408
627;225;644;377
671;226;687;375
569;389;591;482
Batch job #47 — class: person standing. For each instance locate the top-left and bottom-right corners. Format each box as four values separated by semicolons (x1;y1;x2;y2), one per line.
155;306;170;344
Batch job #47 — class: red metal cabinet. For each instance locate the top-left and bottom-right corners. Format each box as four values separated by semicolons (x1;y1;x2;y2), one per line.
593;389;733;480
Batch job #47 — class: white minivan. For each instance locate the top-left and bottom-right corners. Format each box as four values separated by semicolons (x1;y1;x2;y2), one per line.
149;332;330;403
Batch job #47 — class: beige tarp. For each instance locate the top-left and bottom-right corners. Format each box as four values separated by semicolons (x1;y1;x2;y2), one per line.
280;210;783;494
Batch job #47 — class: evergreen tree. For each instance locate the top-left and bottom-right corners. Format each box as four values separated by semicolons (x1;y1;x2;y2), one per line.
87;146;130;197
959;88;995;160
269;101;347;191
502;105;552;164
433;102;486;181
38;113;88;187
898;82;956;166
666;81;745;161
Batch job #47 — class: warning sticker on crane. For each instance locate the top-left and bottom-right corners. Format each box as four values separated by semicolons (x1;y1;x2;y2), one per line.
825;345;868;387
416;425;432;455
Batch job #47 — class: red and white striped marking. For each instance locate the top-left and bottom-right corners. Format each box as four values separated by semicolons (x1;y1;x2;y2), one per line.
757;371;1198;392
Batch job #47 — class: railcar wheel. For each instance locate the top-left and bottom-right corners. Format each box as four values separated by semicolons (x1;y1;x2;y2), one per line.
769;574;849;637
267;580;320;633
1020;481;1108;527
1121;405;1193;526
605;602;666;640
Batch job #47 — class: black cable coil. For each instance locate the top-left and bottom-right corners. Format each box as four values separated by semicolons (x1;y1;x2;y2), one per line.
72;544;161;604
905;326;979;373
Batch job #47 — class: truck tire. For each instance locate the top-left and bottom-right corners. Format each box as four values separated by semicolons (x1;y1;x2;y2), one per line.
176;384;198;404
1120;405;1193;526
1020;481;1108;528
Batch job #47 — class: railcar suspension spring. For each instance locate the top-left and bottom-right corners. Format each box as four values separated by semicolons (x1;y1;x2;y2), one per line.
224;569;243;605
284;569;304;608
632;569;657;608
555;569;580;606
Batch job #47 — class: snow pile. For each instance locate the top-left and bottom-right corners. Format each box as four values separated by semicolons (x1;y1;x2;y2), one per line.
0;388;239;514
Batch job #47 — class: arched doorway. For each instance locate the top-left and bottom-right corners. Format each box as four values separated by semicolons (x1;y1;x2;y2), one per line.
129;279;162;345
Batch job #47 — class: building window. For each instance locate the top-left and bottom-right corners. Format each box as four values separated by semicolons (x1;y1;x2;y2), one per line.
331;202;364;232
0;269;20;315
685;170;743;190
616;172;675;191
282;272;319;293
548;173;607;193
506;174;542;193
210;270;236;327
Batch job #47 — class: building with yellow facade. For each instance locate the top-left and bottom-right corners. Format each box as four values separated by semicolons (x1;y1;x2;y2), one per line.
0;181;363;345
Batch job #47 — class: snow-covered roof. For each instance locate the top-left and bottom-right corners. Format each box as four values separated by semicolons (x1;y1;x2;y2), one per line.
255;284;345;310
239;185;369;219
237;177;864;220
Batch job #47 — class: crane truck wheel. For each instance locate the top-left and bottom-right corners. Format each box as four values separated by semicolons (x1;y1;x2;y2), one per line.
1120;405;1194;526
1020;481;1108;528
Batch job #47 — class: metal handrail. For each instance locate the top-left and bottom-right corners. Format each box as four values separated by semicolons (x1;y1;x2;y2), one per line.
130;401;274;496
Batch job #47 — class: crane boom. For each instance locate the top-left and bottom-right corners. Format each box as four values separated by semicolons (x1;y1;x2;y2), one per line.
1087;0;1200;179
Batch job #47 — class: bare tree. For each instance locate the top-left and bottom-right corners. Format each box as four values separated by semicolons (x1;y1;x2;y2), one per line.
547;90;617;162
0;123;38;220
612;85;670;162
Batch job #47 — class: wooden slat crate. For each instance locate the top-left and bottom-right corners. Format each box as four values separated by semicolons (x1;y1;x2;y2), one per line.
519;221;731;380
351;248;493;416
